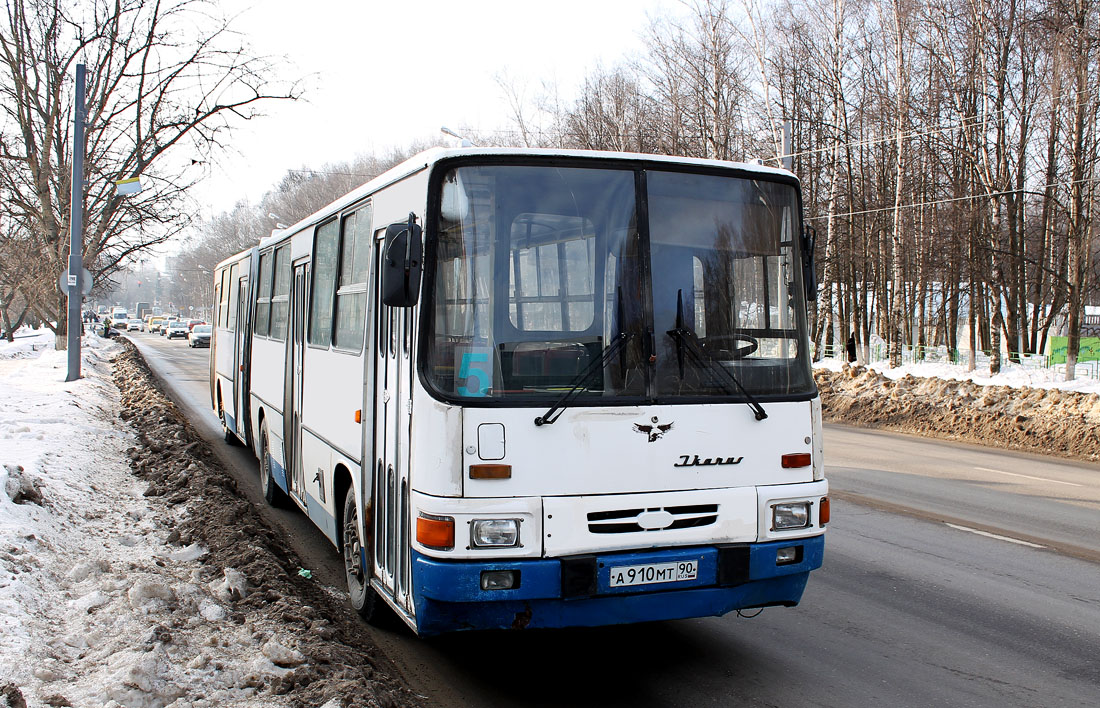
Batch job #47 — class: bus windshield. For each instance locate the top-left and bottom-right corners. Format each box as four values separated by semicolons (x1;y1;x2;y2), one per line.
423;163;814;404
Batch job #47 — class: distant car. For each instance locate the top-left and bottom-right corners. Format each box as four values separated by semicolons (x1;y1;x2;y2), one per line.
160;316;178;336
187;319;207;331
165;321;190;339
127;319;144;332
149;317;166;332
188;324;212;348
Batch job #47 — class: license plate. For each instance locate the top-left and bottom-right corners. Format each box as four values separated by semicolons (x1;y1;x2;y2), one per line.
608;559;699;588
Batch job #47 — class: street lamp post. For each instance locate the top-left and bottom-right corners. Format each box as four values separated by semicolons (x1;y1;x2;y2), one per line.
65;63;86;381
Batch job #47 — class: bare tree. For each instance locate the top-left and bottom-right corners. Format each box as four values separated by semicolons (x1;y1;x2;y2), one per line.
0;0;300;346
1060;0;1099;380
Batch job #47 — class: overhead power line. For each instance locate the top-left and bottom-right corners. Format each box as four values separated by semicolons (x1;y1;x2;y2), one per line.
805;173;1100;222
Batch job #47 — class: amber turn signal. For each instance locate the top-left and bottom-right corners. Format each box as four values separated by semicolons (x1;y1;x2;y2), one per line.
354;409;361;423
470;464;511;479
781;453;812;468
416;514;455;550
820;496;830;525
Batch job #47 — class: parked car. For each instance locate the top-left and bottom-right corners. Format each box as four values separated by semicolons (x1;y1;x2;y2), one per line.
188;324;212;348
165;321;190;339
127;319;144;332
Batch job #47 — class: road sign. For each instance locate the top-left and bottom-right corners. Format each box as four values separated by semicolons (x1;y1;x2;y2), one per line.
58;268;93;296
115;177;142;195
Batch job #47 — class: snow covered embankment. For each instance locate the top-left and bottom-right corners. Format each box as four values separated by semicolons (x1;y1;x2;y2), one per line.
815;364;1100;461
1;335;418;708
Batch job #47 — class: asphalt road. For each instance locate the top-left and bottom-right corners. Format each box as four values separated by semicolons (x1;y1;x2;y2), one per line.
127;333;1100;708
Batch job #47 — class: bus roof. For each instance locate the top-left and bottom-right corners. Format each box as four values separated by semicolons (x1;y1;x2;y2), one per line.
217;147;796;268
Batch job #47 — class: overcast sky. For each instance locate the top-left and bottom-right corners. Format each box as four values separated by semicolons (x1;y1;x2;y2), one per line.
189;0;673;223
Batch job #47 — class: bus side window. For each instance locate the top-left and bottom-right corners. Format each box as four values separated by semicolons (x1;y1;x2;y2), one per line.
333;204;371;352
255;251;273;336
227;263;239;331
309;220;339;347
218;268;230;328
213;278;221;329
270;246;291;341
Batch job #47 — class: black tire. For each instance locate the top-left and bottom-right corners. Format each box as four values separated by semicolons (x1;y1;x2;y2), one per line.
219;397;240;446
342;486;381;622
258;424;287;507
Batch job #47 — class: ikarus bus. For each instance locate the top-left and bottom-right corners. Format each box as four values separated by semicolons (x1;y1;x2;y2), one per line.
211;148;828;635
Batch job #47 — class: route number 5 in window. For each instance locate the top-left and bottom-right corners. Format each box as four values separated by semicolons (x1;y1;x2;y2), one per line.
458;351;491;397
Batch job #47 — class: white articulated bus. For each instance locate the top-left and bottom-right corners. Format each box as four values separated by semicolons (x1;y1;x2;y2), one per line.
211;147;828;635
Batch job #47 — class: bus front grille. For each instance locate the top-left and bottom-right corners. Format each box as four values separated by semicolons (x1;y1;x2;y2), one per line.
587;504;719;534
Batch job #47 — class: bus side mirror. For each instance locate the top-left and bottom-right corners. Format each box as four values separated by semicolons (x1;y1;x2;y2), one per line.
801;225;817;302
381;214;423;307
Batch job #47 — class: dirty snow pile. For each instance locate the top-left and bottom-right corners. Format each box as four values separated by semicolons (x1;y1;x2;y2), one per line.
0;331;386;708
814;358;1100;461
0;332;292;707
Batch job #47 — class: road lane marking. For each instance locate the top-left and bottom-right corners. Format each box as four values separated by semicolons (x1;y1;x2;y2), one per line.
944;523;1046;548
973;466;1083;487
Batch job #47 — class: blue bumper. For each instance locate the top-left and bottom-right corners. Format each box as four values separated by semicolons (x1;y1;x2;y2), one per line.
410;536;824;635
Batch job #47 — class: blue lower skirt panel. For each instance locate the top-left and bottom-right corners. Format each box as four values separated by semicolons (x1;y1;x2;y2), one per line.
268;455;289;493
411;536;824;635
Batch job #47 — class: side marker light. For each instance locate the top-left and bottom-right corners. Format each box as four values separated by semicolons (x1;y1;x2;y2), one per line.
416;514;455;550
782;453;812;468
470;464;511;479
820;496;830;525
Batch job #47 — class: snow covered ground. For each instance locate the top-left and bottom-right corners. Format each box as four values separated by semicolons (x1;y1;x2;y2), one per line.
815;354;1100;395
0;330;303;708
1;328;416;708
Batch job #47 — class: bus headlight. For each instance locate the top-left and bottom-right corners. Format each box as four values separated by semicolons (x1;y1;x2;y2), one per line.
772;502;810;530
470;519;520;548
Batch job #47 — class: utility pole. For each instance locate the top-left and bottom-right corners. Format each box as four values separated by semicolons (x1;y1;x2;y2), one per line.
66;63;86;382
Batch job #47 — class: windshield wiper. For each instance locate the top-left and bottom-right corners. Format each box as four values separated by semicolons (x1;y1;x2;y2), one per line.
534;331;635;426
666;290;768;421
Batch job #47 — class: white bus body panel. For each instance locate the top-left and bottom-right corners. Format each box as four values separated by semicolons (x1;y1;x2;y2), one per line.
302;346;365;462
460;401;815;498
249;336;287;441
409;386;463;497
213;331;237;419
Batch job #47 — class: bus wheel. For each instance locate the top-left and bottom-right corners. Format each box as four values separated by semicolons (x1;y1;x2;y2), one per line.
219;399;240;446
259;424;286;507
342;486;380;621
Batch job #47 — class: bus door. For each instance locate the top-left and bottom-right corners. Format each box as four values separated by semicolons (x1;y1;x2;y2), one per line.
371;231;412;613
234;274;250;446
285;260;309;502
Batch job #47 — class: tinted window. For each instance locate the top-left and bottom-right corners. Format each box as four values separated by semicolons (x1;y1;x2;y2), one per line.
309;220;338;346
270;246;291;341
227;264;239;331
334;205;372;351
255;252;272;336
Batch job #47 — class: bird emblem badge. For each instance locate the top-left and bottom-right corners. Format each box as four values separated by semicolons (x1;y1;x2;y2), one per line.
633;417;673;442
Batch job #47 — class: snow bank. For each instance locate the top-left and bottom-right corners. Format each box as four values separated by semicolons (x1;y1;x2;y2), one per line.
0;336;301;707
815;363;1100;461
816;354;1100;394
0;327;54;361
